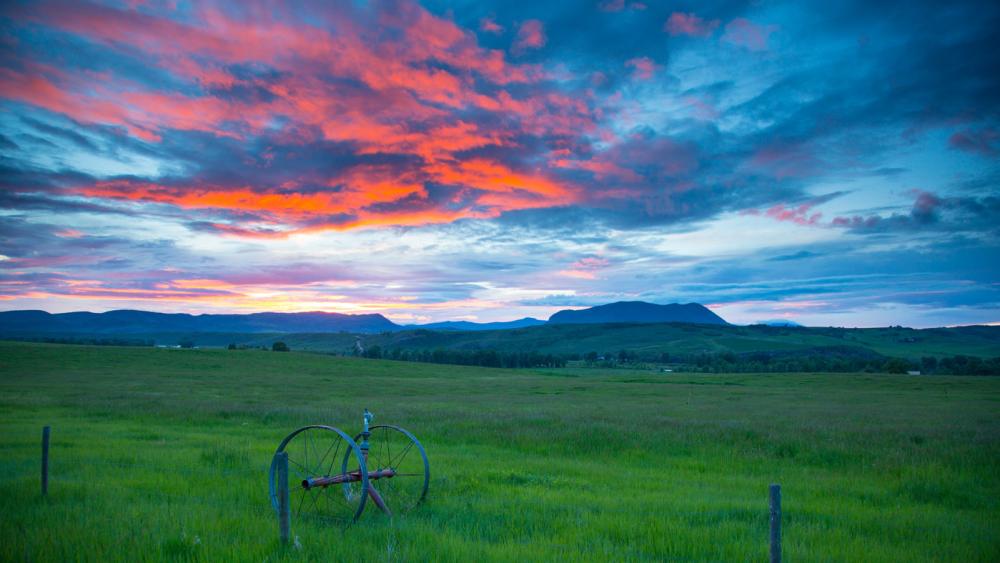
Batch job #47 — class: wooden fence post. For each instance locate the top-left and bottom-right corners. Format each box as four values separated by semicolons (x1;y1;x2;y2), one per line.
41;426;51;496
276;452;290;544
769;483;781;563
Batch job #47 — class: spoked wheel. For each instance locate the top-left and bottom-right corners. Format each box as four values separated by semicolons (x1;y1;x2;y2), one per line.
269;425;369;524
351;425;430;516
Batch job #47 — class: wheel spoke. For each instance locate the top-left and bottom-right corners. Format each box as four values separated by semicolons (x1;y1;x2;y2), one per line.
284;456;313;484
307;488;322;513
390;439;415;469
314;439;337;476
323;438;343;479
295;486;308;516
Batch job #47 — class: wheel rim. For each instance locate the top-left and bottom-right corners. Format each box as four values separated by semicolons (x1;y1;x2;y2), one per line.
269;425;369;524
352;425;429;515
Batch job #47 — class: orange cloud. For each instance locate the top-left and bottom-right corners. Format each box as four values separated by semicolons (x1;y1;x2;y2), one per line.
4;1;603;236
75;155;578;236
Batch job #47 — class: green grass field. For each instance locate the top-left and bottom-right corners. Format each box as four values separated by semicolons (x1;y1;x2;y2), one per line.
1;341;998;561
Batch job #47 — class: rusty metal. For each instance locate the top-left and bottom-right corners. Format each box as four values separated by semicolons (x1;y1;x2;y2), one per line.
367;484;391;516
301;468;396;490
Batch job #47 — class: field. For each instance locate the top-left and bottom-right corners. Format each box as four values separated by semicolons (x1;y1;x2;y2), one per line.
1;341;998;561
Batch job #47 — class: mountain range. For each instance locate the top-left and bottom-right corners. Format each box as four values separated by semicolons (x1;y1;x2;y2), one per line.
0;309;398;335
0;301;725;335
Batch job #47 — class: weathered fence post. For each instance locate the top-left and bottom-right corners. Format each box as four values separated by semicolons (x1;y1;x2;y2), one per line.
41;426;51;496
769;483;781;563
276;452;290;544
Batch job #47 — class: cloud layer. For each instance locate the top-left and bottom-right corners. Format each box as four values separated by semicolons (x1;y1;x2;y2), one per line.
1;0;998;326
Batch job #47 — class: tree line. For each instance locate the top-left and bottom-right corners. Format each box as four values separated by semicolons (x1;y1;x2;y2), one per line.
577;349;1000;375
357;345;566;368
352;345;999;375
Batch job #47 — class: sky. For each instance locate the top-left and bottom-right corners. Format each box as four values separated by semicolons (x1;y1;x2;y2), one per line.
0;0;998;327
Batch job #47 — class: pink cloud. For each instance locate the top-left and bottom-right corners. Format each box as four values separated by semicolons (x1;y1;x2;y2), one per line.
831;190;942;230
625;56;658;80
513;20;546;53
664;12;720;37
948;128;999;156
912;190;941;211
764;203;823;226
480;17;503;34
558;256;609;280
558;269;597;280
722;18;777;51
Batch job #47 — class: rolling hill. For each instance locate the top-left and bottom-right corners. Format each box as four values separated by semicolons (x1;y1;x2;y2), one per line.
548;301;727;325
131;322;1000;362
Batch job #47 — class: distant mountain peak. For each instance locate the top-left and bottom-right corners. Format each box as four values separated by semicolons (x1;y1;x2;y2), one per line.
547;301;727;325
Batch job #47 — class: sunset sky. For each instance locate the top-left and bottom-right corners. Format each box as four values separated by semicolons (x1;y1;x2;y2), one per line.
1;0;997;327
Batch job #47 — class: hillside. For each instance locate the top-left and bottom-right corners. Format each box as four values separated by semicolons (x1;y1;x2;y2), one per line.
223;322;1000;361
548;301;727;325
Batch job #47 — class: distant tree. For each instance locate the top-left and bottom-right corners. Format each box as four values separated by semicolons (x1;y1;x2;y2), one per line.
921;356;938;373
272;341;290;352
364;345;382;359
585;351;599;364
227;343;237;350
883;358;910;374
179;340;195;349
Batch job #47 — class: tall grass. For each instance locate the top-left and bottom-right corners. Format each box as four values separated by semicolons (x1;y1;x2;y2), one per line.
0;341;997;561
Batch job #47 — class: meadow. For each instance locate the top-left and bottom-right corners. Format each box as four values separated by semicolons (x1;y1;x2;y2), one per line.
1;341;998;561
